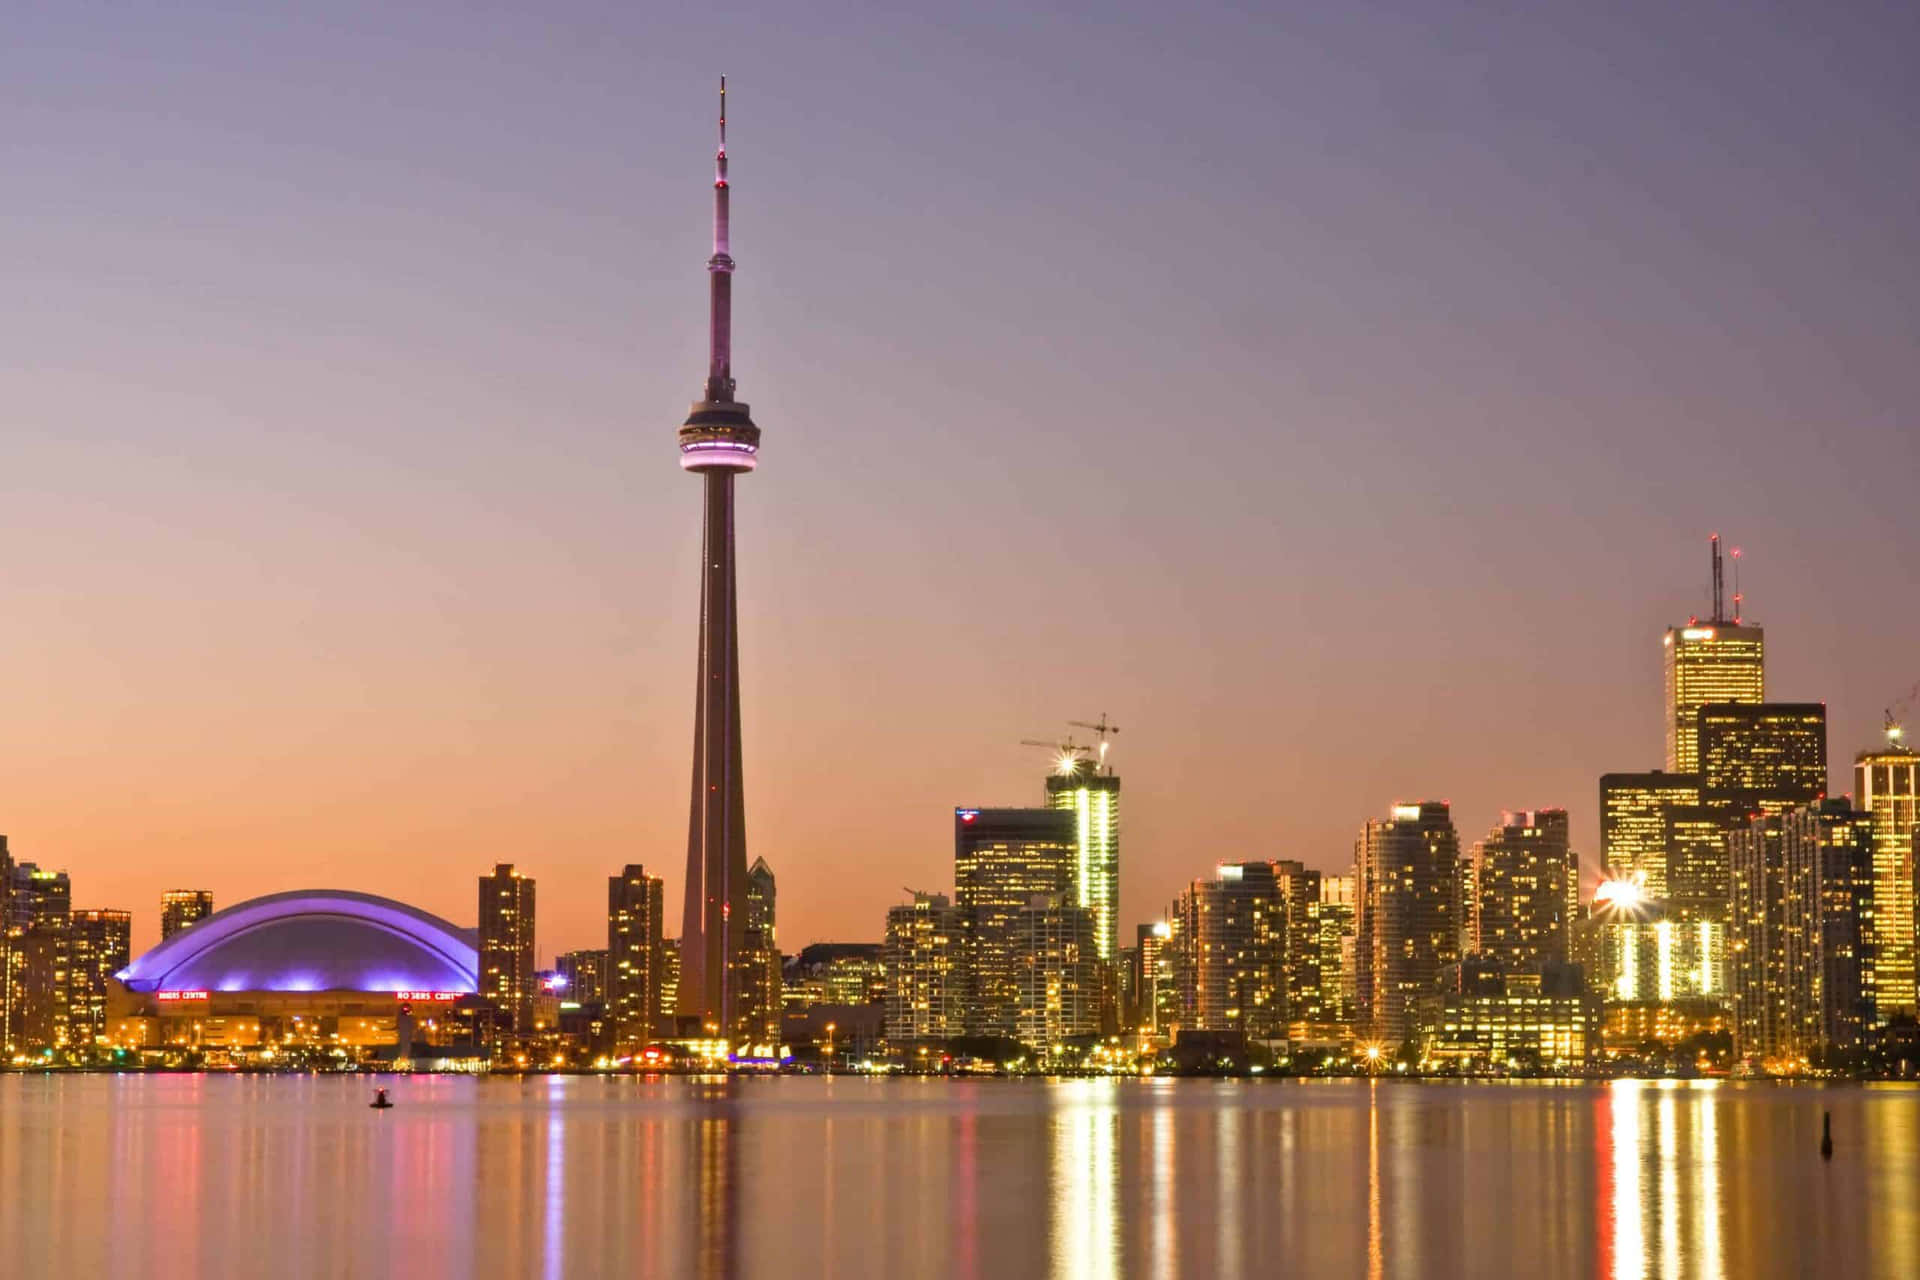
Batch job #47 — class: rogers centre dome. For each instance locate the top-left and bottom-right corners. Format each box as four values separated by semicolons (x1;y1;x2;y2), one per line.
119;889;479;995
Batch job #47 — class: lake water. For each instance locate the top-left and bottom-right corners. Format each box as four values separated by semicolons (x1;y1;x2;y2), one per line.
1;1074;1913;1278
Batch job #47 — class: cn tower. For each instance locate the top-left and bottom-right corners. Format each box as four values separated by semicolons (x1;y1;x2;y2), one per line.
676;77;761;1038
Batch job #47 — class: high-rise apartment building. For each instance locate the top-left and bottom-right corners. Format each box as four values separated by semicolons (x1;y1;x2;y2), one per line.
1170;860;1321;1040
1698;702;1827;814
1855;742;1920;1019
884;892;967;1042
1355;802;1460;1045
736;857;781;1046
954;808;1077;1036
1130;921;1175;1034
1782;799;1876;1055
1314;874;1358;1025
4;861;72;1052
1600;772;1702;899
1044;759;1120;963
607;866;663;1051
66;909;131;1049
160;890;215;940
1728;815;1789;1059
555;948;609;1006
1012;894;1100;1049
478;864;535;1041
1465;810;1576;975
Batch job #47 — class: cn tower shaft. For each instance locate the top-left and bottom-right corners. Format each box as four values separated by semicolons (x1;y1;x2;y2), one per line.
675;78;762;1040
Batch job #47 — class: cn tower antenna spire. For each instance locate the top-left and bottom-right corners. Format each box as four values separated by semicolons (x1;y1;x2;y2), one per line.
706;76;735;403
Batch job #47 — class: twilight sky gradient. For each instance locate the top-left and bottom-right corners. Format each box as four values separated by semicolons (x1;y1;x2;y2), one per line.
4;2;1916;957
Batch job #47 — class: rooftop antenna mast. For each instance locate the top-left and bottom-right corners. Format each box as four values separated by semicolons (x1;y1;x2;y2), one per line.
1729;544;1744;624
1709;533;1726;623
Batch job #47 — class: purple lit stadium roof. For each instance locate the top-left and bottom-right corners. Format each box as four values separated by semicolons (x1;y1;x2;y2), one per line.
117;889;479;995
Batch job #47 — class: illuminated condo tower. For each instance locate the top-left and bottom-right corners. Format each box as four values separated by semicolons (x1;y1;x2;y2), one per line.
1044;758;1120;964
1855;740;1920;1019
677;81;764;1040
1663;536;1764;772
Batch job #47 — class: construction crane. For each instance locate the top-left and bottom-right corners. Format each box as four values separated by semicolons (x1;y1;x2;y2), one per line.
1886;683;1920;745
1020;735;1091;777
1068;714;1120;774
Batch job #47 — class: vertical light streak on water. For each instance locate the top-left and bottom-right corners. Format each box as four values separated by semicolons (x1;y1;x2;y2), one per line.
1367;1081;1382;1280
542;1076;567;1280
1151;1089;1176;1280
1658;1087;1679;1280
1695;1084;1724;1280
1611;1080;1646;1280
1215;1085;1243;1280
1049;1081;1119;1280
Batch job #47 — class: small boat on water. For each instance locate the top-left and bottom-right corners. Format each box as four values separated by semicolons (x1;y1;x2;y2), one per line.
370;1088;394;1110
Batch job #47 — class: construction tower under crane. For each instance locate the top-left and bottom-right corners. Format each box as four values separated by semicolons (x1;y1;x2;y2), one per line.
1021;719;1123;969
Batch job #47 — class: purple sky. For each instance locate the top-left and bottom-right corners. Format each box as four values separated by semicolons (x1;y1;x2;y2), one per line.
3;1;1916;957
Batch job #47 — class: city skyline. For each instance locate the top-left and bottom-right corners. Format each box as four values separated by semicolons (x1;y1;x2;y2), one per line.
2;3;1917;960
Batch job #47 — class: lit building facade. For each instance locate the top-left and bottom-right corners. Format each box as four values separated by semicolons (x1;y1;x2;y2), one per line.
67;909;132;1049
1728;815;1790;1059
1012;894;1100;1049
1855;744;1920;1019
1697;702;1827;814
1600;772;1702;899
1315;873;1357;1025
1170;860;1321;1041
883;892;967;1042
1663;622;1765;773
111;890;480;1056
1129;922;1175;1034
555;949;608;1007
1782;799;1876;1055
478;864;535;1041
1465;809;1575;975
1044;761;1120;964
607;865;663;1050
1417;989;1599;1065
954;808;1076;1037
736;857;781;1046
4;856;72;1053
1355;802;1460;1045
160;890;214;940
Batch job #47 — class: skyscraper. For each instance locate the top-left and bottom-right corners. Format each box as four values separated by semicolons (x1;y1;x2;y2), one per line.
4;861;72;1052
677;79;764;1042
1855;741;1920;1019
1012;894;1100;1049
0;837;13;1051
884;892;967;1043
66;909;131;1050
1170;861;1293;1039
737;857;781;1046
1782;799;1876;1055
1599;772;1702;899
1044;757;1120;964
1697;702;1828;814
607;865;664;1052
1355;802;1460;1045
954;808;1077;1036
478;864;535;1040
1663;538;1764;773
1728;814;1788;1059
160;890;214;940
1465;809;1576;976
